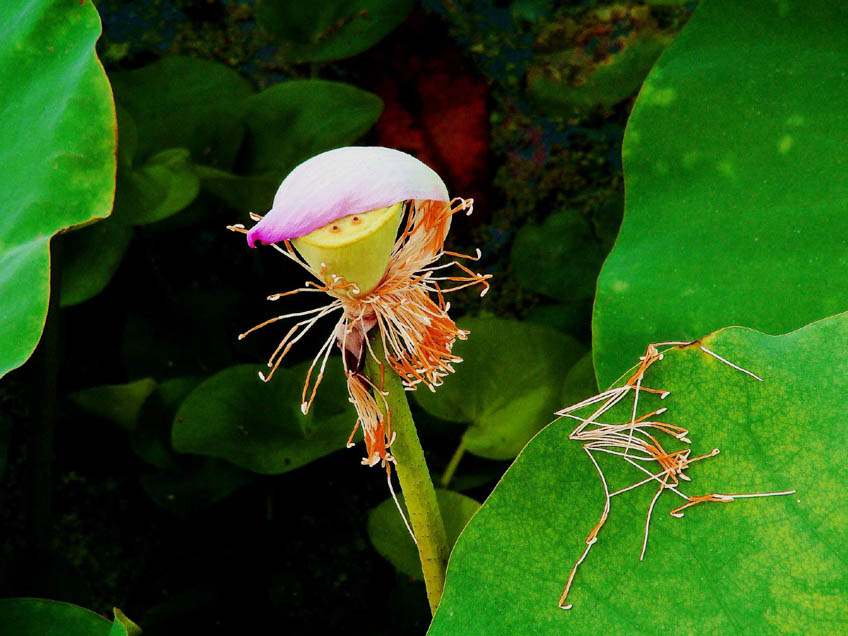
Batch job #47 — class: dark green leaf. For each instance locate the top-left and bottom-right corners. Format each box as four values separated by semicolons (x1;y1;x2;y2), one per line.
256;0;414;63
560;351;598;408
594;0;848;387
195;165;279;214
0;0;116;379
239;80;383;177
132;377;203;469
172;360;357;474
69;378;157;431
511;210;606;301
60;218;133;307
431;314;848;633
140;457;254;517
413;317;584;460
368;490;480;579
110;56;252;165
527;34;668;115
112;148;201;226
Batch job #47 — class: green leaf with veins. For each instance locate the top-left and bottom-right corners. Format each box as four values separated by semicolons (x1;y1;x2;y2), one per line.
413;317;584;460
430;313;848;634
172;360;357;474
593;0;848;387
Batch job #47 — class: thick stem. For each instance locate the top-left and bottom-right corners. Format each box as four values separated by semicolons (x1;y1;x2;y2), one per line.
365;335;450;616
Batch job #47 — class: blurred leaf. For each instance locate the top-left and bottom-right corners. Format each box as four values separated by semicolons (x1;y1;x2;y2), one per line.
112;148;201;226
368;490;479;579
560;350;597;407
195;165;279;213
256;0;414;63
0;598;112;635
527;34;668;115
523;302;592;340
109;608;142;636
413;317;584;460
511;210;606;301
110;56;252;165
132;377;202;469
431;315;848;633
239;80;383;177
0;0;116;379
172;360;357;474
117;148;200;225
69;378;157;431
61;116;197;305
116;106;137;169
140;457;254;517
60;219;133;307
594;0;848;387
440;467;505;493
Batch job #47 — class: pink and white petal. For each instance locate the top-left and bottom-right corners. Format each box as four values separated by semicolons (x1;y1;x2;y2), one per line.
246;146;449;247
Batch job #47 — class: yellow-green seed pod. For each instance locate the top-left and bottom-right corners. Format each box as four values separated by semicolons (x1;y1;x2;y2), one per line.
292;202;403;296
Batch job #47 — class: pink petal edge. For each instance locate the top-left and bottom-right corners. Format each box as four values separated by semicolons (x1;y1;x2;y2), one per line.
246;146;449;247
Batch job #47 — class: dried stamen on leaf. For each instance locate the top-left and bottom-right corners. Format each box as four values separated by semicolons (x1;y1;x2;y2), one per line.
556;340;793;611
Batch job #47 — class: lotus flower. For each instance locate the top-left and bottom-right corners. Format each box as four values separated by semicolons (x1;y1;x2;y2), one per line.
229;146;490;470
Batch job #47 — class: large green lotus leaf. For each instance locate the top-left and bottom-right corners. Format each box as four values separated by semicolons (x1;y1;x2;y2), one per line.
256;0;414;63
430;314;848;634
413;317;584;460
172;360;357;474
593;0;848;387
368;490;480;579
110;56;252;165
0;0;116;379
0;599;139;636
239;80;383;177
511;210;608;301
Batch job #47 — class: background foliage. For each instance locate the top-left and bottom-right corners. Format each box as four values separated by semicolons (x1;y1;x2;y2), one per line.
1;0;843;634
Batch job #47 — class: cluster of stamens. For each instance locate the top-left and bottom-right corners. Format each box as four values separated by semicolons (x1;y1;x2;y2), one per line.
228;198;491;472
556;341;795;610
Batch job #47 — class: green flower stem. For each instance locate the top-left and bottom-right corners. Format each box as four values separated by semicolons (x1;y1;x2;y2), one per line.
365;335;450;615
